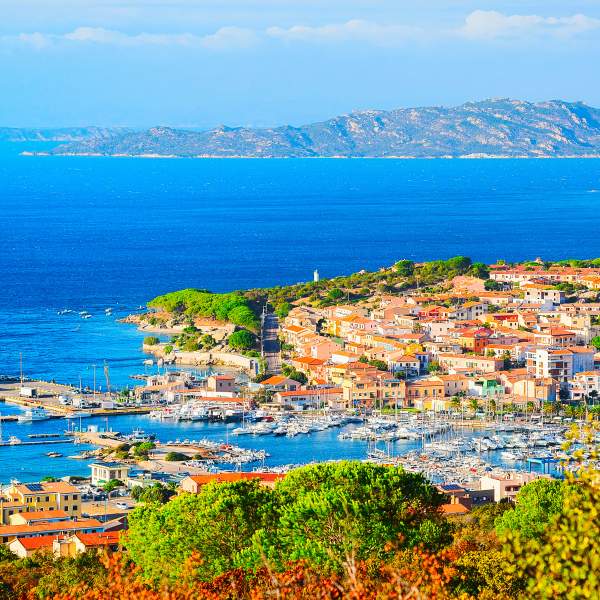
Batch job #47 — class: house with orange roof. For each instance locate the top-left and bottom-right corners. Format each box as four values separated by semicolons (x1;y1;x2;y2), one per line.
387;352;420;377
533;328;577;347
0;518;104;544
273;387;343;411
258;375;300;392
290;356;327;380
53;532;121;558
8;534;57;558
522;284;566;306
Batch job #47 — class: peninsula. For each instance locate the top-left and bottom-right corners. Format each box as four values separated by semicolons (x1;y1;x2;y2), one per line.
29;98;600;159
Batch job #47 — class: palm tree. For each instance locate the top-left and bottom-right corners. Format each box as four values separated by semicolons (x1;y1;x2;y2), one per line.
469;398;479;414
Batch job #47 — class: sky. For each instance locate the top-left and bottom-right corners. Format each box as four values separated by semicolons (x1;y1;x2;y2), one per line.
1;0;600;128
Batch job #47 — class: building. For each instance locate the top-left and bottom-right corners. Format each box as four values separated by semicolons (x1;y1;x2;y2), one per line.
569;371;600;401
8;535;56;558
479;472;541;502
258;375;300;392
53;532;121;557
179;472;284;494
527;347;595;383
273;387;343;411
437;353;504;374
206;374;236;394
0;481;82;525
90;462;130;487
522;285;566;306
0;518;104;544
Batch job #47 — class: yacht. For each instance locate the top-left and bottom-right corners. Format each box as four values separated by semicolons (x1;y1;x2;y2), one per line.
17;407;50;423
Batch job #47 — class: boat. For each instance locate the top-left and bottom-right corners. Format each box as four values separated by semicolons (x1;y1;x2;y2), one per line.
9;436;22;445
17;407;50;423
46;451;63;458
63;411;93;419
122;428;155;443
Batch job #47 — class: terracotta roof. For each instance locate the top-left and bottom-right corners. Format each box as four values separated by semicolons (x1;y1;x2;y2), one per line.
74;532;121;547
14;510;69;521
441;503;470;514
0;518;103;536
10;535;58;550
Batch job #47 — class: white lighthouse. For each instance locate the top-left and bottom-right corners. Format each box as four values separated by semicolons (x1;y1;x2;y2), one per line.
313;269;320;283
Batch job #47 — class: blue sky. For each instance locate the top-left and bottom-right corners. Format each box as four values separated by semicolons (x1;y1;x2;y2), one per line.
1;0;600;127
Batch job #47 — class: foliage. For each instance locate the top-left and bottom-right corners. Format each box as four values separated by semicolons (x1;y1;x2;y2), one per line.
228;329;256;351
468;262;489;279
103;479;124;493
164;452;188;462
143;336;160;346
281;363;308;384
590;335;600;351
163;344;174;354
131;483;176;505
148;289;260;331
483;279;503;291
368;359;388;371
274;302;292;318
261;462;450;573
124;480;275;583
394;260;415;277
495;478;567;540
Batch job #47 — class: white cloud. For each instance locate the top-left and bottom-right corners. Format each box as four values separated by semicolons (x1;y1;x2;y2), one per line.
7;26;258;50
461;10;600;39
266;19;421;46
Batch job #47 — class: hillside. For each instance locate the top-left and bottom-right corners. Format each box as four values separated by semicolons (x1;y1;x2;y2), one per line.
43;99;600;158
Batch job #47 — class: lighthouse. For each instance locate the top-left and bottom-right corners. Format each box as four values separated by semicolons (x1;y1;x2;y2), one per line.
313;269;320;283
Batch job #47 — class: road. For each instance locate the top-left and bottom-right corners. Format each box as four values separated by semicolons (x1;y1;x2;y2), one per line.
262;312;282;374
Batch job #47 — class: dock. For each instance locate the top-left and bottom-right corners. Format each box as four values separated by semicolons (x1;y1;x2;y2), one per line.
0;439;74;447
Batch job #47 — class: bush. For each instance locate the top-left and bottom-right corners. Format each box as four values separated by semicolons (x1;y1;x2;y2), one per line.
228;329;256;351
164;452;188;462
143;336;160;346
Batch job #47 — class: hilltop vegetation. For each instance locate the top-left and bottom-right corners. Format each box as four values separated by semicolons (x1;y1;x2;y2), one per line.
47;99;600;158
148;289;260;332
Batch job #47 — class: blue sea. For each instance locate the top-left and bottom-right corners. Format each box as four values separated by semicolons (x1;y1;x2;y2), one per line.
1;143;600;387
2;142;597;480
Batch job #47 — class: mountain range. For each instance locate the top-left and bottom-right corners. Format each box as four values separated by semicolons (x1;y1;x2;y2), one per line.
23;99;600;158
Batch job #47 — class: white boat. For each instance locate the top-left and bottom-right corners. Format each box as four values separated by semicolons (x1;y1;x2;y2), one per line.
9;436;22;445
17;407;50;422
64;411;93;419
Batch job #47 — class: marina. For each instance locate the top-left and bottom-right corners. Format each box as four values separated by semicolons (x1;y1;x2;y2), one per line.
0;391;580;483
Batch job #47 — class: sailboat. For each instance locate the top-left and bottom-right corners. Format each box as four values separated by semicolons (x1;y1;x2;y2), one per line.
0;418;22;446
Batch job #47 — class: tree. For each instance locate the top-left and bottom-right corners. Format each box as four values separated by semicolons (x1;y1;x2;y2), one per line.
200;334;216;350
274;302;291;318
469;398;479;414
164;452;188;462
484;279;503;291
590;336;600;351
163;344;173;354
495;478;567;540
103;479;124;493
368;359;388;371
124;480;276;583
469;262;489;279
263;462;450;574
143;336;159;346
227;329;256;351
394;259;415;277
326;288;344;301
427;362;440;374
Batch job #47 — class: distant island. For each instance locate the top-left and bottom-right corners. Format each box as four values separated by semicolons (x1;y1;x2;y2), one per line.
20;98;600;159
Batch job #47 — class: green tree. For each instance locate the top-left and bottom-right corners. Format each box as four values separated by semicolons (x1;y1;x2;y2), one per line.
228;329;256;351
164;452;188;462
102;479;124;493
124;480;276;583
326;288;344;301
200;334;216;350
274;302;292;318
495;478;567;540
590;336;600;351
262;462;449;574
469;262;489;279
368;359;388;371
394;259;415;277
143;336;160;346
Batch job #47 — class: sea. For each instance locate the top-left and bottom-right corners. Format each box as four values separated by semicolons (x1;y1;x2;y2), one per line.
0;141;599;481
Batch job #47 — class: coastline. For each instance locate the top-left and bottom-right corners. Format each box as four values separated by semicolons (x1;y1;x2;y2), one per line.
21;151;600;159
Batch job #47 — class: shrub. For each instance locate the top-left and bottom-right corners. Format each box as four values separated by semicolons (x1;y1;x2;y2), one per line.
143;336;160;346
228;330;256;351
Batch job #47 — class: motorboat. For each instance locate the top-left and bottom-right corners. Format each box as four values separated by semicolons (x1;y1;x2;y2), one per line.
18;407;50;423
